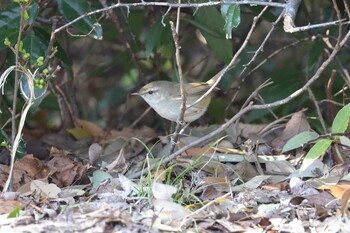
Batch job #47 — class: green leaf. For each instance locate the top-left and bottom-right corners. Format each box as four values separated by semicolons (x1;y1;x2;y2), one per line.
56;0;103;40
0;3;39;49
66;127;92;140
221;3;240;39
23;9;29;21
282;131;319;153
20;74;47;112
22;30;48;65
308;40;325;72
27;3;39;25
7;205;22;218
145;20;172;57
16;139;26;159
145;20;164;57
32;27;72;68
90;170;113;189
0;129;8;147
193;5;233;63
300;139;332;172
332;103;350;134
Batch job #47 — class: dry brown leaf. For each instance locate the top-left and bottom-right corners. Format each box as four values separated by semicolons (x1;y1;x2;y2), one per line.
177;141;215;156
109;126;157;141
75;118;105;138
340;187;350;217
318;184;350;199
88;143;103;164
0;154;50;191
203;177;230;189
262;182;289;191
105;148;127;173
304;191;335;206
17;176;49;194
201;177;230;199
30;180;61;199
15;154;49;178
231;161;259;182
47;148;86;187
271;111;310;149
0;200;23;215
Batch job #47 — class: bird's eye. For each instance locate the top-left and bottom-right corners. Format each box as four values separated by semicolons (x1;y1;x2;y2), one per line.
148;90;154;94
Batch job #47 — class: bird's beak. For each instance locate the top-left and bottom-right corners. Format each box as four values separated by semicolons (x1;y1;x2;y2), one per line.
131;92;140;96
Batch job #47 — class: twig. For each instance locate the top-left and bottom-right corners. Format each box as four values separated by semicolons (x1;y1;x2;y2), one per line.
3;68;36;192
180;192;232;227
7;3;27;192
283;0;301;32
343;0;350;18
54;1;287;34
325;70;338;122
130;106;152;128
242;8;284;69
187;2;271;110
242;37;310;79
228;4;282;110
169;21;186;153
98;0;145;81
307;87;327;133
176;0;181;33
283;0;346;33
40;17;58;73
128;28;350;179
48;79;76;129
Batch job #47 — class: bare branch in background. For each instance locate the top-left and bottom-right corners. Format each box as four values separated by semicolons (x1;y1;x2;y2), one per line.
283;0;347;33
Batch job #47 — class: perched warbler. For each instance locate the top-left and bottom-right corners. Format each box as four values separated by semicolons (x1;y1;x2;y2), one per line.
132;65;234;122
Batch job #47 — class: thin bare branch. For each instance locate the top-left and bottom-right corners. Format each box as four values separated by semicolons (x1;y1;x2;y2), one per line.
188;3;271;110
169;21;186;153
283;0;347;33
54;1;287;34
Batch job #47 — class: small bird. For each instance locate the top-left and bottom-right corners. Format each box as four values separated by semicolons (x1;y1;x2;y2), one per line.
132;64;235;122
132;81;212;122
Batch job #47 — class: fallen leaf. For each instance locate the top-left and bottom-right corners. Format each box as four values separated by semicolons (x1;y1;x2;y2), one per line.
0;200;23;215
153;199;191;220
271;111;310;149
340;187;350;217
30;180;61;199
88;143;103;164
318;184;350;199
152;182;177;200
75;119;105;138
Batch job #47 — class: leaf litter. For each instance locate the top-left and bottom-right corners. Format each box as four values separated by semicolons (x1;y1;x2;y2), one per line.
0;112;350;232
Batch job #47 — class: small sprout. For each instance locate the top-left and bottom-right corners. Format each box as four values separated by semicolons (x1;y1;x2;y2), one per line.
19;41;23;51
23;53;30;60
16;41;25;54
0;140;7;147
23;10;29;21
4;38;11;46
